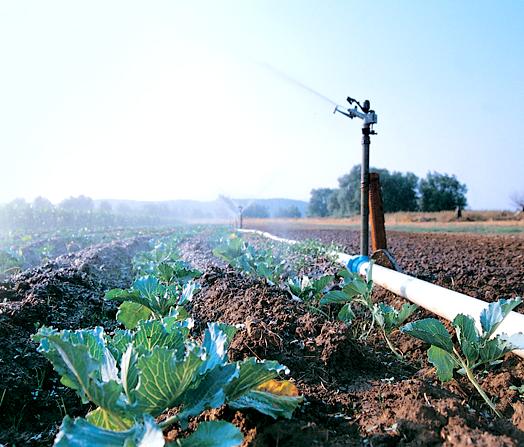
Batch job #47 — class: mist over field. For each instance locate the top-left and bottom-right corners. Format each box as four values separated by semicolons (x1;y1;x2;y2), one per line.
1;2;523;210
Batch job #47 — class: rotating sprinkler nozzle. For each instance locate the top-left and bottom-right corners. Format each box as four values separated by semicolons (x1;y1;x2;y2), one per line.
334;96;378;257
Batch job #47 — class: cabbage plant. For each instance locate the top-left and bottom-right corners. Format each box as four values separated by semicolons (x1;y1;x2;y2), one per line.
401;297;524;417
287;274;334;302
213;235;287;285
33;319;302;446
321;265;417;357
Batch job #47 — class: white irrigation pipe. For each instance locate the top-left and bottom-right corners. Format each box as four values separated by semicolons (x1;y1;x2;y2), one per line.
239;229;524;358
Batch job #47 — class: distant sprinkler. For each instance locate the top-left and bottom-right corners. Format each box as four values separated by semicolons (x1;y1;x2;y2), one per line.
238;206;244;229
334;96;378;257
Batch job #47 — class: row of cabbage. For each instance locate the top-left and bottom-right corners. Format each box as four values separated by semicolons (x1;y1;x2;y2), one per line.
32;232;302;446
0;226;170;280
213;233;524;420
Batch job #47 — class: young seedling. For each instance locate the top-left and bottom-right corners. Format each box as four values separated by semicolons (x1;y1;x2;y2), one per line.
320;266;374;333
401;297;524;417
510;384;524;398
287;274;334;302
374;302;418;359
321;264;417;358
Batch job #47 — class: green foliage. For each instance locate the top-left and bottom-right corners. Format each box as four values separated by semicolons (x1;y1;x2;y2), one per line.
320;268;374;326
54;416;243;447
308;188;336;217
287;275;334;302
328;167;361;216
34;321;301;444
322;165;420;216
54;414;164;447
157;260;202;285
275;205;302;218
105;277;198;327
242;203;270;218
400;318;454;352
174;421;243;447
375;303;418;336
380;171;419;212
510;384;524;398
309;165;468;215
212;235;287;285
34;233;302;445
0;196;181;233
419;171;468;212
321;265;416;357
401;298;524;416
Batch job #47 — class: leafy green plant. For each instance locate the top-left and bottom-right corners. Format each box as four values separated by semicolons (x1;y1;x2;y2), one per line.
401;297;524;417
287;274;334;302
133;235;191;277
320;265;417;357
510;384;524;398
156;260;202;286
320;267;375;333
133;238;201;286
213;235;287;285
374;302;418;359
0;249;22;279
105;276;198;329
33;319;302;446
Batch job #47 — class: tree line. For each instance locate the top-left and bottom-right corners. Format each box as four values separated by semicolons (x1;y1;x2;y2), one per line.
309;166;468;217
0;195;177;232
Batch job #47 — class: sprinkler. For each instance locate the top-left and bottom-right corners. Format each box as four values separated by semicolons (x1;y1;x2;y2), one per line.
334;96;378;257
238;206;244;229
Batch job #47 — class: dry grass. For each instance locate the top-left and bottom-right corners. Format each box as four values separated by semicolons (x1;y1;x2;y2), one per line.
384;210;522;224
240;211;524;235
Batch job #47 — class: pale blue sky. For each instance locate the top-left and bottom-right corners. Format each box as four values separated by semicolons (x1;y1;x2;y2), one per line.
1;1;523;209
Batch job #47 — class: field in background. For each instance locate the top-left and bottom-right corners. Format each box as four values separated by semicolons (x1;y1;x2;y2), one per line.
242;210;524;235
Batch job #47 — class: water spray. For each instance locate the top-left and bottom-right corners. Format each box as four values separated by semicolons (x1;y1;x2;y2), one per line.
334;97;378;257
238;206;244;229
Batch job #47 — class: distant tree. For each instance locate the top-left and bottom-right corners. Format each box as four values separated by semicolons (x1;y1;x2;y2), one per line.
275;205;302;218
325;165;419;216
327;191;341;216
309;188;336;217
330;167;361;216
142;202;170;218
98;201;113;213
419;172;467;212
1;198;31;229
32;196;54;211
380;171;419;212
243;203;270;218
510;191;524;212
116;203;132;215
59;195;94;212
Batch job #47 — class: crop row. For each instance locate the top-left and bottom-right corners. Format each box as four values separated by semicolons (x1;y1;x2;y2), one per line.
32;230;302;446
213;232;524;420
